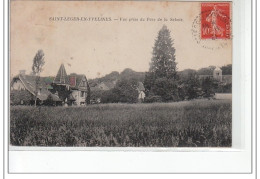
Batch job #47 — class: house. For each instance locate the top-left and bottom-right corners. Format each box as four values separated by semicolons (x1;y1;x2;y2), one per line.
51;64;90;106
199;67;232;84
68;73;89;106
96;81;116;91
10;64;90;106
10;72;62;105
213;67;222;82
137;82;145;102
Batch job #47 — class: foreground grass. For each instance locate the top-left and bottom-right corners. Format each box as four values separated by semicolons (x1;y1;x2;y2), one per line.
10;100;231;147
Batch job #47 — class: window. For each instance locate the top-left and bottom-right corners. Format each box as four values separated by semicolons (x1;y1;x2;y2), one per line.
38;88;41;95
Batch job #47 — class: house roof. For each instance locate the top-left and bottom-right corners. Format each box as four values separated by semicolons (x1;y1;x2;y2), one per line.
94;81;143;91
68;74;86;89
12;74;61;101
16;74;48;94
53;64;69;84
37;88;50;101
96;81;115;90
52;64;89;90
214;67;222;71
38;90;62;101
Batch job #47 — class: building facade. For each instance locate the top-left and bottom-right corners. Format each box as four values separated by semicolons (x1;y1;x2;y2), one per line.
10;64;90;106
199;67;232;84
137;82;145;102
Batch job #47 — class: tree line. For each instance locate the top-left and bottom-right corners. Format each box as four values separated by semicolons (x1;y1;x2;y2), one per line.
91;25;231;104
143;25;231;103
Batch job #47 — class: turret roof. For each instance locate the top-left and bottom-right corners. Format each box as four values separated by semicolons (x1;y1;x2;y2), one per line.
53;64;69;84
214;66;222;71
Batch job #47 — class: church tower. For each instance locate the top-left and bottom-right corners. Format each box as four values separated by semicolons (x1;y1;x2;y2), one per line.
213;67;222;82
53;63;69;85
52;64;70;103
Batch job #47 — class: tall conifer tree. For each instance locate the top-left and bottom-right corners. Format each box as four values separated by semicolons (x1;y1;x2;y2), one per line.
149;25;177;79
144;25;179;101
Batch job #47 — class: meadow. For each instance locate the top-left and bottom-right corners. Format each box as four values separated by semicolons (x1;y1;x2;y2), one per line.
10;99;232;147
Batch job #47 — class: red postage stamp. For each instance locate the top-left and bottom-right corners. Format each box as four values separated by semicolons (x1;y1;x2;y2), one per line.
201;3;231;39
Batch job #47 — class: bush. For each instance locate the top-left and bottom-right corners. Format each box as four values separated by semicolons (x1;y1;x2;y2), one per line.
144;96;163;103
100;90;118;103
101;79;139;103
201;77;218;98
10;90;33;105
215;83;232;93
90;89;103;101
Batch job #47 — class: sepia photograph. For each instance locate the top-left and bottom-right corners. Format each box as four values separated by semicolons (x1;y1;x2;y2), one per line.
10;1;232;147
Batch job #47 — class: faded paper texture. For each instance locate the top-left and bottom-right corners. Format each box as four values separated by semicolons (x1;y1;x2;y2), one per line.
10;1;232;78
10;1;232;147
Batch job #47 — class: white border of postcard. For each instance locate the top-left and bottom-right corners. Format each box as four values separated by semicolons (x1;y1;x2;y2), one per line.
2;0;257;177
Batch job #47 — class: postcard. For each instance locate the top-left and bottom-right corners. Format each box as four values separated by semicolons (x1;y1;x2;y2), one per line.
10;1;232;148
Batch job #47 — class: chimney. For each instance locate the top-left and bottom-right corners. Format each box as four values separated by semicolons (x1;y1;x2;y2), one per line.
19;70;26;75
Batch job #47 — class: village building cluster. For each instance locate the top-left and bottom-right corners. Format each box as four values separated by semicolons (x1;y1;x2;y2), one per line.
10;64;230;106
11;64;90;106
10;64;147;106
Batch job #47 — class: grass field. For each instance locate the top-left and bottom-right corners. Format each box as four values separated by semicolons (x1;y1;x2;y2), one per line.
10;99;232;147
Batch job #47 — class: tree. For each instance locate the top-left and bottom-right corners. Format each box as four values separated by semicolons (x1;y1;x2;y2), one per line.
183;75;202;100
149;25;177;79
197;66;215;75
90;89;103;100
144;25;178;101
221;64;232;75
144;72;155;97
32;50;45;106
100;79;139;103
113;78;139;103
201;77;218;98
120;68;145;82
101;90;118;103
151;77;178;102
10;90;33;105
178;69;197;81
86;83;91;104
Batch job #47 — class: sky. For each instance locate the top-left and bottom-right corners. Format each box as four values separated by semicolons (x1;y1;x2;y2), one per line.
10;1;232;79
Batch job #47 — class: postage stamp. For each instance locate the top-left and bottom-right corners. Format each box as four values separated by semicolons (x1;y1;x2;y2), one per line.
201;3;231;39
